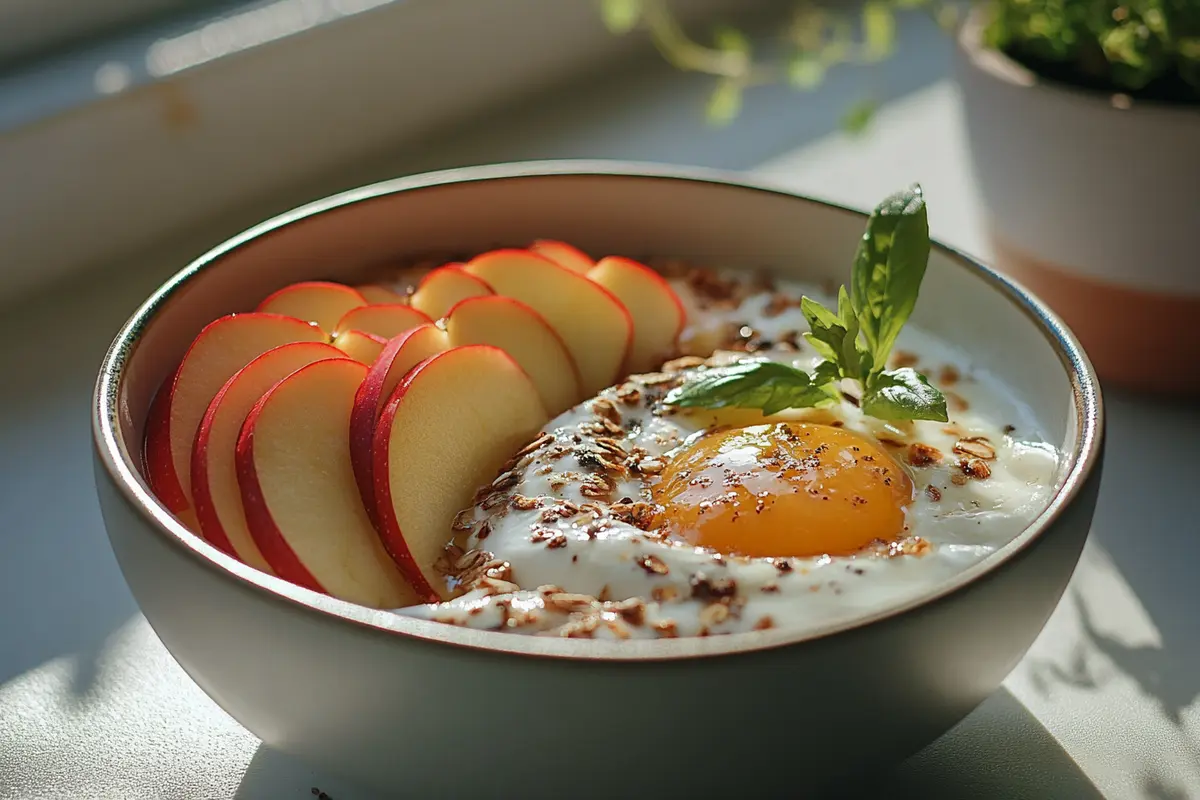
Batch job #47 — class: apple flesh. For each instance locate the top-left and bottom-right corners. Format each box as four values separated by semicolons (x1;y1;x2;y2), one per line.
442;296;582;415
236;357;421;608
355;284;406;304
332;329;388;365
409;266;493;319
463;250;632;395
529;239;593;274
144;312;325;523
257;281;367;330
348;324;451;516
333;304;432;339
192;341;344;572
373;346;548;600
588;256;685;373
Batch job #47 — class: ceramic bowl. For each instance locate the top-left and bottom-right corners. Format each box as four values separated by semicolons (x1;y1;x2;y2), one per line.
956;11;1200;395
93;162;1104;796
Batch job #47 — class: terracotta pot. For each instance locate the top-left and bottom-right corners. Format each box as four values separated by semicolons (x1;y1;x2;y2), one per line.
955;11;1200;396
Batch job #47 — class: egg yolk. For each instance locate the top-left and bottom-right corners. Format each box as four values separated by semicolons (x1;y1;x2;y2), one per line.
652;423;913;558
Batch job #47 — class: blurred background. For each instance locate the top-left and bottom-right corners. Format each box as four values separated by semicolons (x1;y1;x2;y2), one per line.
1;1;1197;798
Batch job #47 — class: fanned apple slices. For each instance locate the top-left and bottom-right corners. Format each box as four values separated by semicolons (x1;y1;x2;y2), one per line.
463;249;633;396
142;242;686;609
237;358;422;608
348;297;579;515
587;256;686;374
373;346;547;601
192;341;345;572
144;312;326;528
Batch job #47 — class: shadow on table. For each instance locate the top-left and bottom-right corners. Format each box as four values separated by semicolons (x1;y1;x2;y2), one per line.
1022;390;1200;779
0;256;157;694
235;687;1101;800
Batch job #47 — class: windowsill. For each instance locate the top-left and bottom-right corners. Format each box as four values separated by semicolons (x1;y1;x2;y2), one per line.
0;0;766;305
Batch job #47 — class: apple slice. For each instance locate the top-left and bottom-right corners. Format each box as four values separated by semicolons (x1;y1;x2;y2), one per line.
257;281;367;330
529;239;593;274
332;304;432;339
356;284;407;304
332;329;388;365
588;256;686;373
192;341;344;572
348;324;451;515
443;296;582;415
463;250;633;395
237;358;421;608
409;266;493;319
374;346;548;600
144;312;325;522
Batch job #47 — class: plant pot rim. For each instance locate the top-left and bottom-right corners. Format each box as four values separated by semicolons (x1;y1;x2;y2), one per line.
956;7;1200;118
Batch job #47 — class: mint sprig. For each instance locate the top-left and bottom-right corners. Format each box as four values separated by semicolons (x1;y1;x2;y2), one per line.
666;361;838;416
665;184;948;423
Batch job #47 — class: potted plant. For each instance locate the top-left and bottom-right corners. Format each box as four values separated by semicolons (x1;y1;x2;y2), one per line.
602;0;1200;395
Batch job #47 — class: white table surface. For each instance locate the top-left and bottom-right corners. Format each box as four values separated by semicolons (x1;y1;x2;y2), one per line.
2;23;1198;799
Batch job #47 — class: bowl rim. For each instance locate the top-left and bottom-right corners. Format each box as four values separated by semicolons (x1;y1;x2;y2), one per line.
93;159;1104;662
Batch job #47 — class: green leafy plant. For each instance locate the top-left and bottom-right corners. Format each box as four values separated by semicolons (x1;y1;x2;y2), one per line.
600;0;1200;127
666;184;948;422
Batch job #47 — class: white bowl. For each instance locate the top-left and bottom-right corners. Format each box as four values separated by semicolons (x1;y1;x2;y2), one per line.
93;162;1104;796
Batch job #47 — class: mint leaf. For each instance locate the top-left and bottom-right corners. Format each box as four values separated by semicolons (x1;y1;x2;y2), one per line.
849;184;930;370
665;362;837;416
861;368;948;422
812;360;841;386
800;296;856;379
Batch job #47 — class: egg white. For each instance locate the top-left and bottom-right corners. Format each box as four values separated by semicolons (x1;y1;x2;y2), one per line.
395;277;1061;639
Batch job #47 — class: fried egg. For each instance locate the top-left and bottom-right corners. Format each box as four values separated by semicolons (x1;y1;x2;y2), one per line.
396;273;1061;639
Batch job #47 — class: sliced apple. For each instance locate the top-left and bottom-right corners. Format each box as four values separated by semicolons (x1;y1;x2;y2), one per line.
192;341;344;572
356;284;407;304
529;239;593;274
409;266;493;319
144;312;326;522
332;303;432;339
463;250;633;395
332;329;388;365
348;324;451;515
236;358;421;608
257;281;367;330
588;256;686;373
443;296;582;415
373;346;548;600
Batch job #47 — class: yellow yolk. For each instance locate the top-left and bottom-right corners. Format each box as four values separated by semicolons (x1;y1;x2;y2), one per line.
652;423;914;558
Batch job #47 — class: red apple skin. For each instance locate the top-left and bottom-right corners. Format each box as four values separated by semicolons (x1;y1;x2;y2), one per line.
191;340;344;566
590;255;687;373
332;304;433;339
144;373;189;514
370;355;443;602
409;266;495;319
143;311;324;525
348;325;450;521
443;294;584;414
529;240;594;274
256;281;368;330
235;388;326;595
370;345;546;602
464;249;634;394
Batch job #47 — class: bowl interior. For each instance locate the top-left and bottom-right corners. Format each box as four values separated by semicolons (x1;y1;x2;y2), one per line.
99;163;1099;655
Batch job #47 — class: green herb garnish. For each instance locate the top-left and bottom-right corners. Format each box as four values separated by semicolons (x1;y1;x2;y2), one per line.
666;184;948;423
